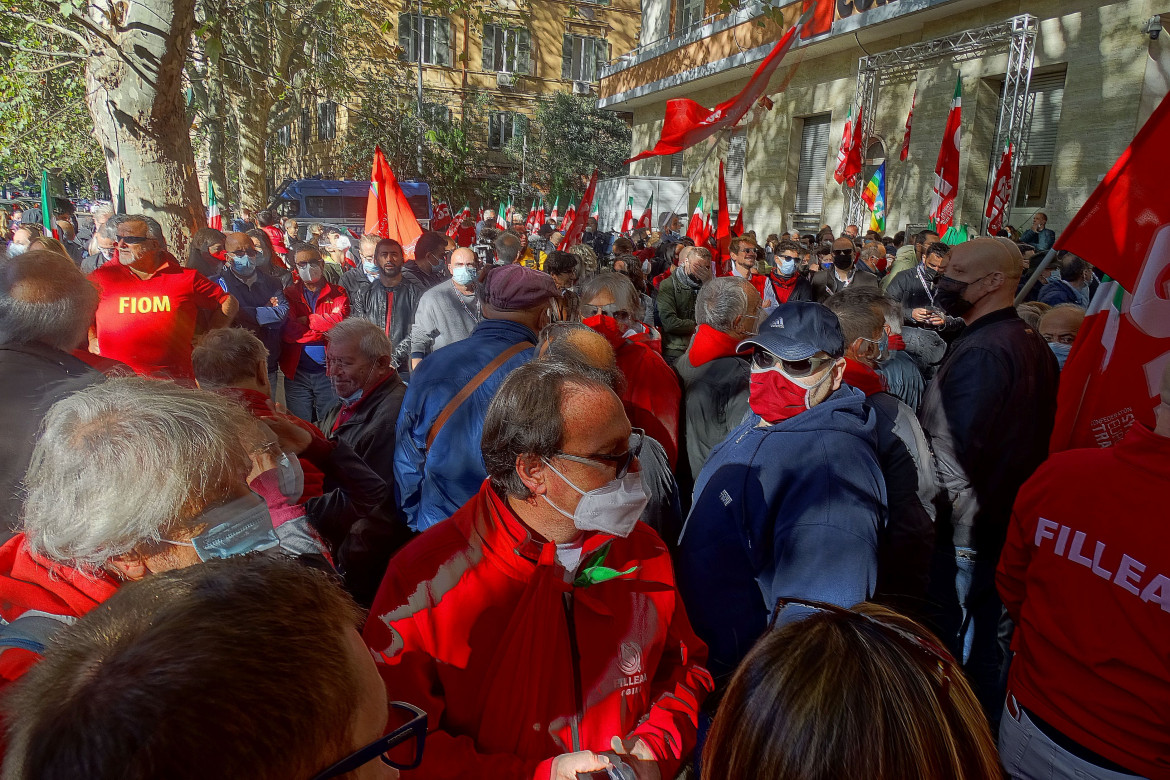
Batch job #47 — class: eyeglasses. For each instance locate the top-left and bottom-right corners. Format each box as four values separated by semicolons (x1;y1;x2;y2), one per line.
553;428;644;479
768;597;953;695
116;235;150;245
295;261;323;270
310;701;427;780
832;250;854;258
580;303;631;321
230;249;258;258
751;350;833;378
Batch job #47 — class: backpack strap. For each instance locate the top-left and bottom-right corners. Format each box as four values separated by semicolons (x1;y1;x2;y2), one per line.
425;341;533;451
0;611;76;656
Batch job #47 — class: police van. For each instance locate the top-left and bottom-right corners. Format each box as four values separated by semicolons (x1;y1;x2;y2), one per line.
268;178;432;238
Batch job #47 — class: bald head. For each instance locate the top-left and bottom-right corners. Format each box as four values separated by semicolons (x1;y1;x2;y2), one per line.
952;238;1023;282
450;247;476;267
224;232;254;256
0;249;99;350
1038;305;1085;345
538;322;617;370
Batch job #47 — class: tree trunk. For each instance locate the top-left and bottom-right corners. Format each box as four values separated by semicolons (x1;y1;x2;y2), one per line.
234;90;274;212
85;0;203;256
207;74;231;220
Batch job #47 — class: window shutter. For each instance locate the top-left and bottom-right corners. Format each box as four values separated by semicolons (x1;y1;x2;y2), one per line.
489;113;500;148
444;18;453;66
727;129;747;207
1022;71;1064;166
593;37;607;82
670;152;683;177
562;34;572;79
795;114;831;216
483;24;496;71
398;14;414;61
516;29;530;75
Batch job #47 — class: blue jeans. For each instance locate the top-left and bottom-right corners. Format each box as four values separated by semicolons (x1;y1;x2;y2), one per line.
1000;694;1145;779
928;545;1006;727
285;368;336;425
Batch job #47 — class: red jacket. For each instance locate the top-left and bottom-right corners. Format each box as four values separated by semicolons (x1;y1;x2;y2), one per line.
364;481;712;780
260;224;289;256
998;423;1170;778
0;535;119;687
280;281;349;378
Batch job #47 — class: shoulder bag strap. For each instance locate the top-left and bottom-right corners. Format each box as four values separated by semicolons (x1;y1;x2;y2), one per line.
425;341;534;451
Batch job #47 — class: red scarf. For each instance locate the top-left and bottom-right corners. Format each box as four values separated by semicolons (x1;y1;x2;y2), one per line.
687;324;743;367
767;273;800;304
888;333;906;351
843;358;887;397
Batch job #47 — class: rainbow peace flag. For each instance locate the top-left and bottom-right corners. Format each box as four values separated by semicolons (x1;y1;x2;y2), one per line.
862;161;886;233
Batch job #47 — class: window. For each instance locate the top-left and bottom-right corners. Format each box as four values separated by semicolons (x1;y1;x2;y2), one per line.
488;111;527;149
1014;71;1065;208
276;124;291;146
675;0;704;32
317;101;337;142
795;114;831;217
561;34;608;83
669;152;683;177
299;108;311;149
726;129;747;208
399;13;452;66
420;102;452;124
483;24;530;74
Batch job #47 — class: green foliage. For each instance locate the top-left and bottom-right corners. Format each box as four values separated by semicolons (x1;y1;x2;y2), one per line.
504;92;630;201
0;0;104;191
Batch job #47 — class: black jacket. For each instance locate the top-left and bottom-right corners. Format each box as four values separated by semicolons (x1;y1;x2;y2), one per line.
352;279;425;372
674;349;751;479
885;267;964;332
811;267;880;302
401;260;442;290
320;373;412;603
0;342;103;532
339;266;373;301
918;307;1059;554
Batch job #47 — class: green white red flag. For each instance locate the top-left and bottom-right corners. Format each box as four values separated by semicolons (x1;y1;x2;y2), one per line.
637;194;654;229
928;76;962;234
207;180;222;231
686;196;706;244
1048;91;1170;451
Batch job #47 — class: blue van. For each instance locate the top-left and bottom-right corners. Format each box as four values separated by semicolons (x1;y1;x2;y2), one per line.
269;178;432;237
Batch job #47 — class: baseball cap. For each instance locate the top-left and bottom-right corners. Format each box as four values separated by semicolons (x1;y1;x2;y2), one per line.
738;301;845;361
483;264;558;311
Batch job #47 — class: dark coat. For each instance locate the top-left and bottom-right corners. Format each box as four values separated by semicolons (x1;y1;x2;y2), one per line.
810;267;880;302
674;349;751;479
351;279;425;372
0;343;102;533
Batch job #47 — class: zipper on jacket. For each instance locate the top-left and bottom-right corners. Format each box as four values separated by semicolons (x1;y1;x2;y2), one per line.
561;591;584;752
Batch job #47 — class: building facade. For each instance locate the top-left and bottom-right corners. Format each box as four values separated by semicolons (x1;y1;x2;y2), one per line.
269;0;641;186
600;0;1170;238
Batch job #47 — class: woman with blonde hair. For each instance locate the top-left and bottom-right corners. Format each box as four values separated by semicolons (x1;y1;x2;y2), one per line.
29;235;72;260
704;599;1001;780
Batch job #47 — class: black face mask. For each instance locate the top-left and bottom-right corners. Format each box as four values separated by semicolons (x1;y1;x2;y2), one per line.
921;264;940;283
932;274;984;317
832;252;854;270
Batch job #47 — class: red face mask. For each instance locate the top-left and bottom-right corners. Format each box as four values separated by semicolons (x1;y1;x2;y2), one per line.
210;249;228;263
748;366;834;424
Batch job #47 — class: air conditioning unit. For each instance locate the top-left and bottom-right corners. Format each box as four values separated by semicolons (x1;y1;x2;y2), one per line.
496;72;515;88
572;80;593;96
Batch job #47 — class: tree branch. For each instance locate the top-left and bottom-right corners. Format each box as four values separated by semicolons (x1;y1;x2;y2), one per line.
7;9;90;47
13;57;85;73
0;40;87;59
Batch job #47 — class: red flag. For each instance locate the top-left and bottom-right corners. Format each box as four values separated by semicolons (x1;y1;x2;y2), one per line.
432;201;453;232
476;206;484;224
900;89;916;161
446;203;469;238
716;161;732;263
843;104;865;188
731;209;744;237
685;197;706;245
535;198;545;229
364;145;423;256
928;77;962;234
624;16;806;164
985;143;1013;235
525;202;537;233
833;107;853;185
559;203;576;234
620;196;635;233
1047;93;1170;450
558;171;599;250
800;0;834;38
637;194;654;230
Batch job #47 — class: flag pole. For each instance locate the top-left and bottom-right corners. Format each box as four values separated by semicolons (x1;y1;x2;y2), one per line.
1014;248;1058;305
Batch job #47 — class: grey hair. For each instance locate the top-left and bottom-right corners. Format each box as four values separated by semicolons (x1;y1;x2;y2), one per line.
325;318;392;362
123;214;166;247
92;203;115;219
21;378;257;572
579;272;643;320
97;215;124;241
192;328;268;388
695;276;753;332
0;250;99;350
494;232;521;265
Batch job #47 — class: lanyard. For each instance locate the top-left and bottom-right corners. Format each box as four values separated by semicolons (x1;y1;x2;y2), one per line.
916;266;936;306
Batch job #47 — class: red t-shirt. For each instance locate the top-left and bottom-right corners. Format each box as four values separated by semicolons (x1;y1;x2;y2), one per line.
90;254;230;382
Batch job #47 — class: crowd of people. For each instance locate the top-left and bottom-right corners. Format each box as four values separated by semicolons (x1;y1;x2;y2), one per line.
0;195;1164;780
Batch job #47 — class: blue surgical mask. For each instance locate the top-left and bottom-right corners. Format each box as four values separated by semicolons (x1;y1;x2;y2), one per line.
168;493;280;561
1049;341;1072;369
362;259;378;276
1048;269;1061;283
232;256;256;276
777;257;796;276
338;387;363;405
452;266;477;285
6;243;27;258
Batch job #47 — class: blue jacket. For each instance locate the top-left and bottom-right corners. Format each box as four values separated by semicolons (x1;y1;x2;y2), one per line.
675;384;886;686
1037;278;1086;307
212;269;288;373
394;318;537;531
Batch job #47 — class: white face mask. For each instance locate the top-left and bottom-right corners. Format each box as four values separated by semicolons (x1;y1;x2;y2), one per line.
540;458;648;538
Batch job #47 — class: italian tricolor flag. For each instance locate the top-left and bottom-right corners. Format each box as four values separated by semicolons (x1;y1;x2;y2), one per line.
686;196;706;244
207;180;222;231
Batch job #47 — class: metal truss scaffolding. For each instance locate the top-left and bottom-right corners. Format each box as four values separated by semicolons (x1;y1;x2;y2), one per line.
844;14;1038;232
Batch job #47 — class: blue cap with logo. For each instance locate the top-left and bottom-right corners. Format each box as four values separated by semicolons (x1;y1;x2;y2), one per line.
738;301;845;360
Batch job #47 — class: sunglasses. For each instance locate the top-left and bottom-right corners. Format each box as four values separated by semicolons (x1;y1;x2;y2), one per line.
751;350;833;378
832;250;854;258
295;261;323;269
116;235;150;245
553;428;645;479
310;701;427;779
